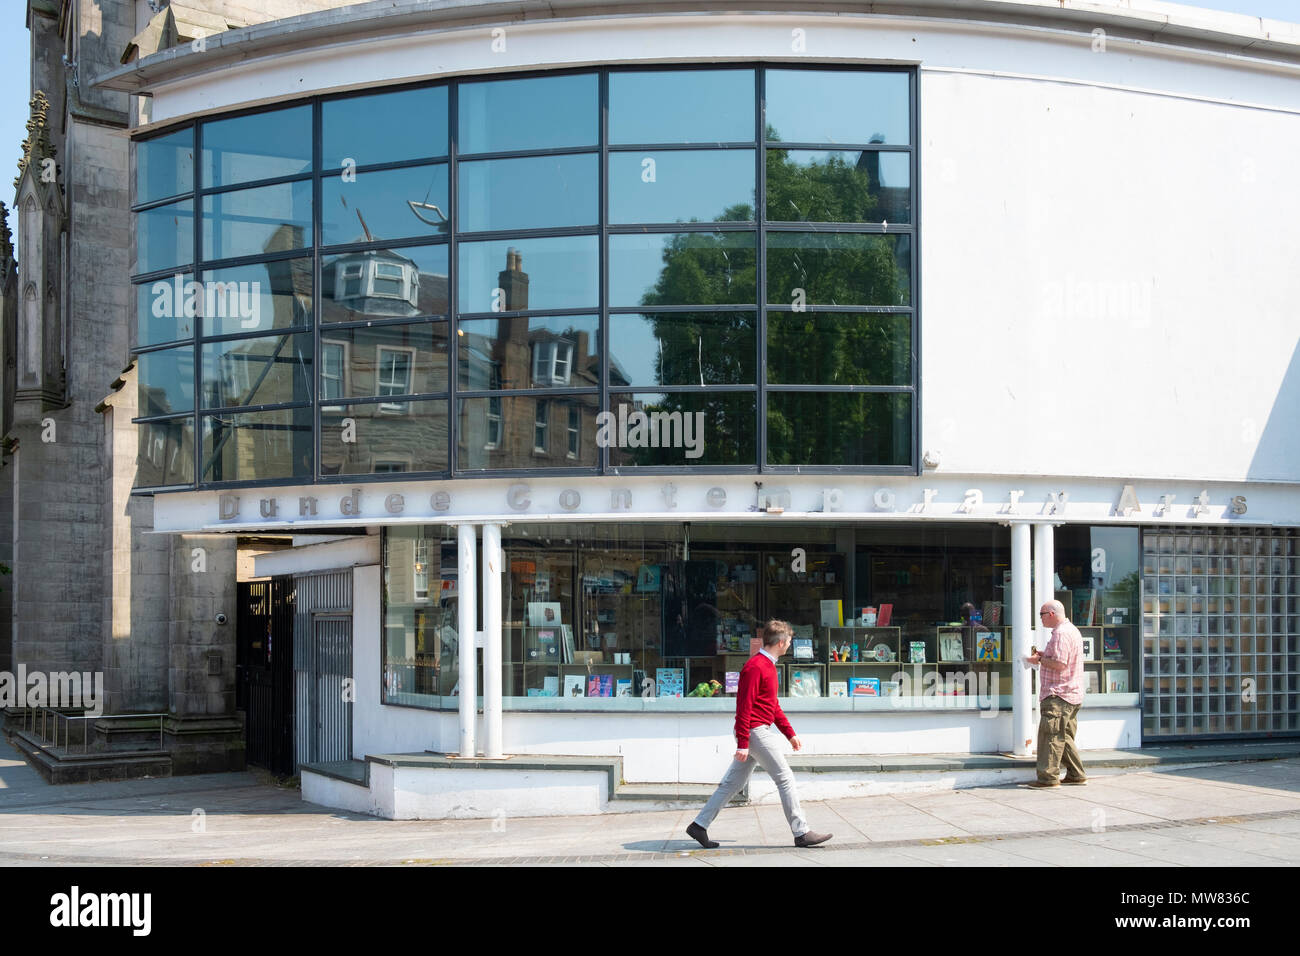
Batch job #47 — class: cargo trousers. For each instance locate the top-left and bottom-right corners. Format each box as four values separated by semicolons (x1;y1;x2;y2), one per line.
1036;694;1086;783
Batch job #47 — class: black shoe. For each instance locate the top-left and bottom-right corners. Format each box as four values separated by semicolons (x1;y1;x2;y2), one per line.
794;830;832;847
686;822;719;849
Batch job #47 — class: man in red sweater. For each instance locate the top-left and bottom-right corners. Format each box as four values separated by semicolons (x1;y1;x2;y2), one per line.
687;620;832;849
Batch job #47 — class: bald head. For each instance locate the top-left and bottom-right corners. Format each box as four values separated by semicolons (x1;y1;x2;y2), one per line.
1039;600;1066;627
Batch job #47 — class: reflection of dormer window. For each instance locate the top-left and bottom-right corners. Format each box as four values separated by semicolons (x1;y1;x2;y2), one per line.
334;257;420;308
532;341;573;386
373;262;405;298
341;263;364;298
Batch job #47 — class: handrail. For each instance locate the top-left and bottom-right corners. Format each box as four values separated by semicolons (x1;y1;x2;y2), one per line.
24;708;167;755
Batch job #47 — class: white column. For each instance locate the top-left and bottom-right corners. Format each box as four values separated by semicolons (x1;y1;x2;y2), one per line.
457;523;478;758
481;522;503;759
1011;522;1035;756
1034;522;1056;625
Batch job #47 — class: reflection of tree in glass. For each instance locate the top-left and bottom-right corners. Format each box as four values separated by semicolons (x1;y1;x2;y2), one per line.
629;144;911;466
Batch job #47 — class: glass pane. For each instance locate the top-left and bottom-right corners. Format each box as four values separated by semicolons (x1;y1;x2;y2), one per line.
609;150;754;224
201;105;312;187
322;164;449;245
609;232;756;307
384;527;460;707
322;86;448;168
609;69;755;144
137;199;194;273
767;312;910;385
137;127;194;203
136;417;195;488
457;315;598;390
458;154;597;232
458;236;598;313
458;73;597;154
137;276;195;346
766;233;910;306
201;259;312;337
321;400;449;475
606;391;756;466
320;321;450;400
609;312;755;387
202;181;312;261
323;245;449;322
201;332;313;409
765;70;910;145
767;149;910;224
201;406;313;482
137;345;195;416
767;392;911;466
458;393;599;470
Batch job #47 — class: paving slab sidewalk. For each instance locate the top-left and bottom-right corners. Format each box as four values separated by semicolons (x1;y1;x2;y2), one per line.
2;741;1299;867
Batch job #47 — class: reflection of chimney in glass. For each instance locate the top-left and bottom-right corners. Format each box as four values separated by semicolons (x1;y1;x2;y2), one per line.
498;246;530;311
857;133;908;223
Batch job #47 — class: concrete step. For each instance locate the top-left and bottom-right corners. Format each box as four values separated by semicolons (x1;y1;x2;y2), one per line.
7;730;172;784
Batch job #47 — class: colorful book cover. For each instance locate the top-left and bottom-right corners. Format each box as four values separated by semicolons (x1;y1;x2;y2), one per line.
881;681;901;698
599;674;614;697
538;628;557;658
636;564;661;592
975;632;1001;661
792;638;814;661
877;603;893;627
656;667;685;698
615;678;632;697
829;681;848;698
725;671;740;694
849;677;880;696
1108;671;1129;693
587;675;601;697
1103;634;1122;658
563;675;586;698
909;641;926;664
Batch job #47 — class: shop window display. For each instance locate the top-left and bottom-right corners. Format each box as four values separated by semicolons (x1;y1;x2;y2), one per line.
384;522;1021;710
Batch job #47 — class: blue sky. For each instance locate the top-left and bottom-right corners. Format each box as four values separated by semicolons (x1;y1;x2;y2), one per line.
1;0;1297;227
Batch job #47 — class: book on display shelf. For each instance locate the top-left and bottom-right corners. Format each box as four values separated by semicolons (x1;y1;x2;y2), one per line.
849;677;880;696
563;675;586;698
656;668;684;698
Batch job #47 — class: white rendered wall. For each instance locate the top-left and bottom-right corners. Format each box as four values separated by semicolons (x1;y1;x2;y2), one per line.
140;11;1300;489
920;69;1300;482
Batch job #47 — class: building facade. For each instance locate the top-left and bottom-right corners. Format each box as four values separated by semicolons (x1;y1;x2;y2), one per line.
5;0;1300;806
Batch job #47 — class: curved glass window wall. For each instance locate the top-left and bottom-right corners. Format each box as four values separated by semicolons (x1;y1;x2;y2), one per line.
131;65;917;489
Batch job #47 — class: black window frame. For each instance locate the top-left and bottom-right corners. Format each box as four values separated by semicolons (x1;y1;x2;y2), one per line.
129;63;919;492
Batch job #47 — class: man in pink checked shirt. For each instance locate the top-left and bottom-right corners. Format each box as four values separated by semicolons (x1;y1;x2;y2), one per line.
1023;599;1088;788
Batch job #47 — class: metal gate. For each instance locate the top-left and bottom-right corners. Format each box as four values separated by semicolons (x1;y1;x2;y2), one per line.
293;570;353;768
237;577;295;776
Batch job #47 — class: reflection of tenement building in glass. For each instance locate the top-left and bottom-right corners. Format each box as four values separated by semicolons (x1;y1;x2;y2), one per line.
3;1;1297;805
